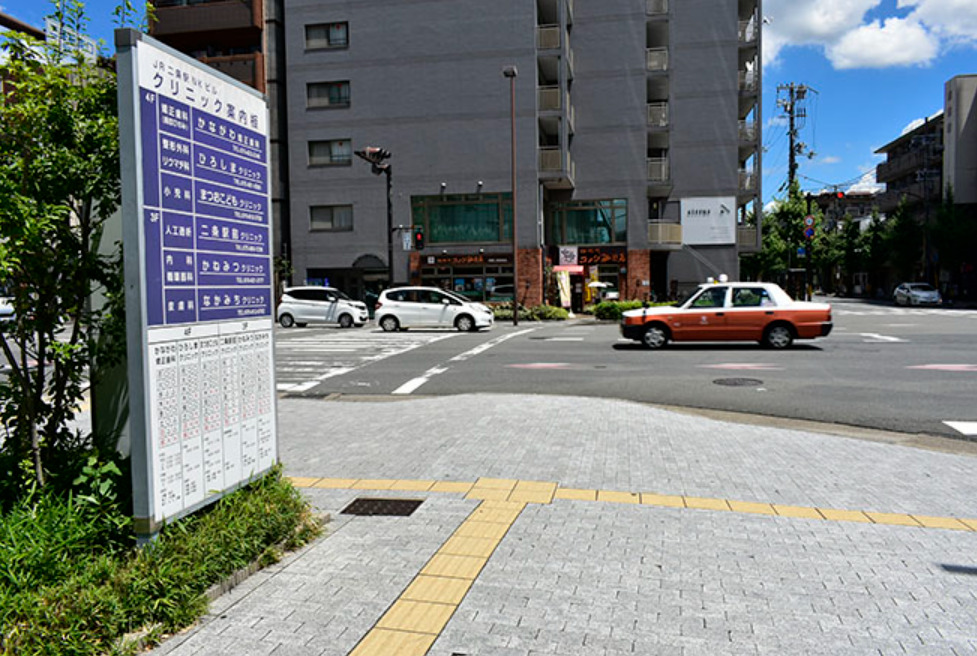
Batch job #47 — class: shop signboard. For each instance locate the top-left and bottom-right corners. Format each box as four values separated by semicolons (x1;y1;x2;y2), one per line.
577;246;626;265
116;30;277;540
681;196;736;245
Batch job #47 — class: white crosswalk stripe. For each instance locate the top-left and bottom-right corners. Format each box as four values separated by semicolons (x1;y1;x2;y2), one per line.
274;329;458;391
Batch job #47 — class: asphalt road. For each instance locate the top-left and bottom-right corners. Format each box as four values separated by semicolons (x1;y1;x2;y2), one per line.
273;297;977;440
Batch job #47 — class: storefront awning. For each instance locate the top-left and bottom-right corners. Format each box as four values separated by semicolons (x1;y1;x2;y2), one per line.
553;265;585;274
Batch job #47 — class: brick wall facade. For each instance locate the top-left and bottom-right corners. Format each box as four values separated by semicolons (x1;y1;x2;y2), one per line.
626;249;651;301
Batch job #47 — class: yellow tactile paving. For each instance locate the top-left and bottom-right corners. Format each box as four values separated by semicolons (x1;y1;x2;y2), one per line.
911;515;971;531
508;480;558;504
465;487;513;501
818;508;873;523
440;535;501;558
389;480;436;491
429;481;474;494
421;553;487;580
684;496;731;511
286;476;321;488
472;477;519;490
728;500;776;515
312;478;358;489
959;518;977;531
865;512;922;527
349;628;436;656
773;505;825;519
376;600;456;634
641;493;685;508
597;490;641;504
454;521;512;540
554;487;598;501
351;479;399;490
402;575;474;605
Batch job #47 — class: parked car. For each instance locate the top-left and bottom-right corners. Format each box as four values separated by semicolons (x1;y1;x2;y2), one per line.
277;286;369;328
892;282;941;307
375;286;494;332
620;281;832;349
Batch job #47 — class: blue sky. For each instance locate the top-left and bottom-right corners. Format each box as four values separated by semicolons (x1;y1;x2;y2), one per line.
4;0;976;205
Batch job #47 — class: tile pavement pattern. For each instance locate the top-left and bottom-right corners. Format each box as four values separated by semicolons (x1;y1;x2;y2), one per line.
152;395;977;655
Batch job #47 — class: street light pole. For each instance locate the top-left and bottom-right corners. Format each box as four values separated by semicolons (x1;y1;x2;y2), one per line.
503;65;518;326
353;147;393;287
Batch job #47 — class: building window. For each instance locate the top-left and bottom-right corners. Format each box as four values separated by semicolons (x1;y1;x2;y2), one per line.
547;199;627;245
307;81;350;108
310;205;353;232
308;139;352;166
411;193;512;244
306;22;349;49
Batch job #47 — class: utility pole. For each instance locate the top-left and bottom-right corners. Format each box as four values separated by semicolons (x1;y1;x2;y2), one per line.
776;83;817;189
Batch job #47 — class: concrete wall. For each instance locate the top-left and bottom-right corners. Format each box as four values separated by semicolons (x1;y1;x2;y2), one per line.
945;75;977;205
285;0;539;283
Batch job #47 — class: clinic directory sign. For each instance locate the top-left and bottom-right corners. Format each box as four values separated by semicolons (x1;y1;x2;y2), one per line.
116;31;277;539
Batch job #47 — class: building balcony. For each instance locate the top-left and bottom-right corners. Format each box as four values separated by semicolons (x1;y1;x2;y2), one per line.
647;0;668;16
738;119;757;142
875;149;942;183
738;18;757;44
876;182;942;213
539;147;575;189
648;102;668;128
199;52;265;92
738;69;757;93
646;47;668;72
736;226;760;252
151;0;261;37
648;157;669;182
649;221;682;250
738;168;757;192
537;25;561;50
538;85;561;111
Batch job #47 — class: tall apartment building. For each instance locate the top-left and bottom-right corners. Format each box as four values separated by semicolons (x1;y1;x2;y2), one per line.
284;0;761;304
149;0;291;264
944;75;977;207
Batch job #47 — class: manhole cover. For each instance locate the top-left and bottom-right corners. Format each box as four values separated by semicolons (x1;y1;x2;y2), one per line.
341;498;423;516
713;377;764;387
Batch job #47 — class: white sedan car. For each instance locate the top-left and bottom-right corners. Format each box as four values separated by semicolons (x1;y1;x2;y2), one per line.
892;283;941;306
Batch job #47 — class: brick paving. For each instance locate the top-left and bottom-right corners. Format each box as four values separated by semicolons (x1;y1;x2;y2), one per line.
152;394;977;655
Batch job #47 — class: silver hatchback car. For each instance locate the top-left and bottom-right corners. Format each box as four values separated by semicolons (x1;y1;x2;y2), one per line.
892;282;941;307
374;287;494;332
277;286;369;328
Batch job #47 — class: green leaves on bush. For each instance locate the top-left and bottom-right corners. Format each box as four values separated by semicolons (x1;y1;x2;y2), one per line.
0;466;322;655
491;304;570;322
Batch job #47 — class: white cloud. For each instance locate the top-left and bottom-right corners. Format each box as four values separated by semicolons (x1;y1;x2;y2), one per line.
827;17;939;68
763;0;976;69
899;0;977;42
819;155;842;164
847;169;885;193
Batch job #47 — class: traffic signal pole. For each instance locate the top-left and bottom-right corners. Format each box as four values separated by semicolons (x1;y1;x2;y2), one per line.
384;165;393;286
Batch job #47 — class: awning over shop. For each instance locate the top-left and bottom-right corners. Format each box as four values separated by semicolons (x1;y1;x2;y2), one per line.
553;265;585;274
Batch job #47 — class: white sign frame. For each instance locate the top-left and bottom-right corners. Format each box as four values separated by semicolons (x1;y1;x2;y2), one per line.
116;30;278;540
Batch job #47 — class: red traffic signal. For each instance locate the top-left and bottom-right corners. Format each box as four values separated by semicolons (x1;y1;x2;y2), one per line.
354;146;391;164
412;226;425;251
835;191;845;199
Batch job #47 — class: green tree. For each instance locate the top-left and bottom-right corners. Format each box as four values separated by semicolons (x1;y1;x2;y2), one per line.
886;202;924;282
0;1;126;499
931;188;977;288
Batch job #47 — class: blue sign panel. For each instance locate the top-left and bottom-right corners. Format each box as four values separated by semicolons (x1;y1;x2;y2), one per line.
138;70;271;326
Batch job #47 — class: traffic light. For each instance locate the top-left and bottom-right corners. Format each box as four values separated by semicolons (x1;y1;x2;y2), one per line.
354;147;391;165
412;226;424;251
835;191;845;200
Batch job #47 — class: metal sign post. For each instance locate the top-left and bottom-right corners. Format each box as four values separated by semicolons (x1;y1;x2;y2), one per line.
116;30;278;543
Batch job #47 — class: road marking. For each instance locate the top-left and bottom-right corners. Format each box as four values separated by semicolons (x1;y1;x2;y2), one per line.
698;363;783;371
536;337;585;341
391;329;537;394
943;421;977;436
908;364;977;372
860;333;906;343
507;362;573;369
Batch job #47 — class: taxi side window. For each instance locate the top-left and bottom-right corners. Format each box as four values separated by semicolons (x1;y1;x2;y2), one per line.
733;288;775;307
691;287;727;308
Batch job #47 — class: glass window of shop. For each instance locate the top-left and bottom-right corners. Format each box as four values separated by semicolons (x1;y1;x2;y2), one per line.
411;193;512;244
547;199;627;245
421;265;513;303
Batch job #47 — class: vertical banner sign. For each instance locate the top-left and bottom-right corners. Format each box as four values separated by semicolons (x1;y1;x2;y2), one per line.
116;31;277;538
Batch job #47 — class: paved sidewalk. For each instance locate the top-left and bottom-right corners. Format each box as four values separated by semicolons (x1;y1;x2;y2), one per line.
153;394;977;655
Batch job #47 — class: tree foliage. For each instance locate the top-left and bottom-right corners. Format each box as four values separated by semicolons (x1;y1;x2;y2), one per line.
0;1;125;502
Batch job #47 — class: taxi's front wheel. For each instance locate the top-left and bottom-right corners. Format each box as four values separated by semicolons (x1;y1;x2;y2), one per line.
642;324;668;349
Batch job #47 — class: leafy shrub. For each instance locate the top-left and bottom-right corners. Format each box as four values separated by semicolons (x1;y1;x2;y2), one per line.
0;465;321;655
590;300;673;321
492;304;569;321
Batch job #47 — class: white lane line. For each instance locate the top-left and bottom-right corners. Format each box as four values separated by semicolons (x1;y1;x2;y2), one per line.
538;337;585;342
943;421;977;436
860;333;907;343
393;328;538;394
908;364;977;372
